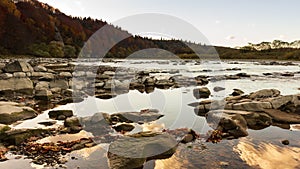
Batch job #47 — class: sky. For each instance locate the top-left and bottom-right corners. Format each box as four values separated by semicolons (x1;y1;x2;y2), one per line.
38;0;300;47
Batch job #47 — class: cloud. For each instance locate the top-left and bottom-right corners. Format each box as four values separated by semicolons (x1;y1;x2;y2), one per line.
215;20;221;24
279;34;286;39
226;35;236;40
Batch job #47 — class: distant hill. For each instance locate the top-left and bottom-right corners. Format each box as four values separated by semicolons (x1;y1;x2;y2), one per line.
239;40;300;51
0;0;300;60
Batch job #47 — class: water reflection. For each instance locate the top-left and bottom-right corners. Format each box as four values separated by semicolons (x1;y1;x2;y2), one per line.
234;139;300;169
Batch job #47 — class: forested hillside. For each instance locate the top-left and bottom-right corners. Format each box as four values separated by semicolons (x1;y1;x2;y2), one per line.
1;0;300;60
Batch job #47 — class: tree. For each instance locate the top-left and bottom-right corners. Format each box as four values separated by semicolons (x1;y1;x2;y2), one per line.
28;43;51;57
49;41;64;57
64;45;76;57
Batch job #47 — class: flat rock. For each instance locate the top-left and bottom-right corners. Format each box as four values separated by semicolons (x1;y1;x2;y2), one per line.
263;109;300;124
249;89;280;99
265;95;293;109
33;65;47;72
232;101;272;111
0;78;33;94
0;73;13;79
48;110;73;120
13;72;26;78
30;72;54;80
113;123;135;132
1;128;48;145
0;103;37;124
3;61;33;73
38;121;57;126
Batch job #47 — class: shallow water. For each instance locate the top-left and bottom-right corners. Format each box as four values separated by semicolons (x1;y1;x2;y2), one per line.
2;60;300;168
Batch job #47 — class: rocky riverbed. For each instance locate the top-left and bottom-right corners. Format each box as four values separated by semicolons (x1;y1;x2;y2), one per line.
0;58;299;168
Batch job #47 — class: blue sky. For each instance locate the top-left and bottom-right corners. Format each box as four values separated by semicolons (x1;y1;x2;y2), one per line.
38;0;300;47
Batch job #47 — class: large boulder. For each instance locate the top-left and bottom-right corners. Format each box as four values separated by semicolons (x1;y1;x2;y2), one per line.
108;132;177;169
249;89;280;99
206;110;248;138
3;61;33;73
0;78;33;94
0;102;37;124
209;109;272;130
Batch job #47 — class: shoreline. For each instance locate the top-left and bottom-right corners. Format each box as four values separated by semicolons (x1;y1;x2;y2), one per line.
1;55;300;63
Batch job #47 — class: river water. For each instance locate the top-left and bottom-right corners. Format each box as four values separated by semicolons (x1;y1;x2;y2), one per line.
1;59;300;169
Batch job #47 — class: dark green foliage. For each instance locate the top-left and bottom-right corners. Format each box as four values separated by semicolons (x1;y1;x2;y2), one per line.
49;41;64;57
63;45;76;57
28;43;50;57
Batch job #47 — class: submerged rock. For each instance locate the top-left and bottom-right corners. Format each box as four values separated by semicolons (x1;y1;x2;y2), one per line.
213;86;225;92
79;113;113;136
193;87;211;99
107;109;163;124
38;121;57;126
